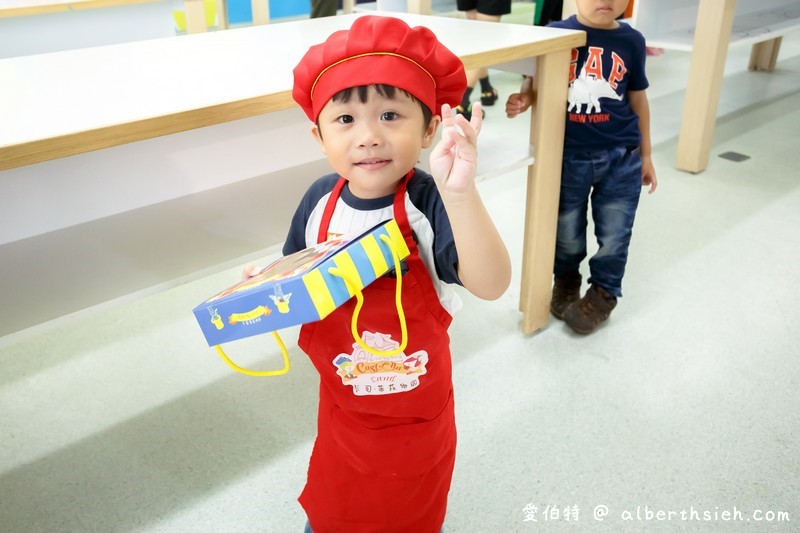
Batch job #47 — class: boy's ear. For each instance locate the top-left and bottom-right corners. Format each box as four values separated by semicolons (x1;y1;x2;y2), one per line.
422;115;441;149
310;124;326;153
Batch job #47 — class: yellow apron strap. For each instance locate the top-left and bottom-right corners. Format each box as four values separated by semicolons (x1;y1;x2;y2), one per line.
329;233;408;357
214;330;291;377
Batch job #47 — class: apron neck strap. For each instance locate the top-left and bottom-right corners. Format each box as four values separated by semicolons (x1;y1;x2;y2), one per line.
316;170;416;247
317;177;348;244
392;170;415;245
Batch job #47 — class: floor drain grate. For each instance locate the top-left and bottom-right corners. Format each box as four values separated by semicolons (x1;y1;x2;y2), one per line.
718;151;751;162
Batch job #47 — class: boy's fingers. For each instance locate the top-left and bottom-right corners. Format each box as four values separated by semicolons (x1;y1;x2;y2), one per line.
440;103;454;127
452;114;477;144
469;102;483;135
242;264;257;280
433;129;456;153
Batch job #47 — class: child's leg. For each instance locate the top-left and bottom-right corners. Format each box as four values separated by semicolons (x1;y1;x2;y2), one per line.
456;4;504;116
587;146;642;297
554;151;593;278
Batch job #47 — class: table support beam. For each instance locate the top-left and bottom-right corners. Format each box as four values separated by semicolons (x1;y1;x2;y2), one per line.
675;0;736;173
520;49;570;334
749;36;782;72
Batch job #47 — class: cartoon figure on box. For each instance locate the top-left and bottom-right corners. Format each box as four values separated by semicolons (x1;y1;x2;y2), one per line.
269;284;292;314
246;15;512;533
207;307;224;330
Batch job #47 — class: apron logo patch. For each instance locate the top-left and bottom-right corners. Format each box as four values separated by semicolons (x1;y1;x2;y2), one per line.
332;331;428;396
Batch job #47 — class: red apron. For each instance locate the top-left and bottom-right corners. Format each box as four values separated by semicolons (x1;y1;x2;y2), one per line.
298;173;456;533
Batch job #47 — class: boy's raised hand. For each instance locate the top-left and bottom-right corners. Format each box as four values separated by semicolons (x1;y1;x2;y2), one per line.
429;103;482;200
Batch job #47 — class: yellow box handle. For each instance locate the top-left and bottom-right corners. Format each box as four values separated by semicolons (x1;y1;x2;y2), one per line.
214;331;290;377
329;233;407;357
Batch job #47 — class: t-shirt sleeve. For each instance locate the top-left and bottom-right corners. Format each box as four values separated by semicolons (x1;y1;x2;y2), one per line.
282;174;338;256
282;199;310;256
628;30;649;91
432;198;460;285
420;177;461;286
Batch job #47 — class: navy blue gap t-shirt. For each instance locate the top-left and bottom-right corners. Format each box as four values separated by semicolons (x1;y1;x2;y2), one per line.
549;15;649;152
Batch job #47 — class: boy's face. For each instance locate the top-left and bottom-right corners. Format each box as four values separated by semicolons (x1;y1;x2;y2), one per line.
575;0;628;29
311;86;440;199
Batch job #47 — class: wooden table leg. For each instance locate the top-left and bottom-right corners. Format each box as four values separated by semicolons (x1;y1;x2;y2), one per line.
184;0;208;33
216;0;229;29
251;0;269;25
519;49;570;334
749;37;782;72
675;0;736;174
407;0;432;14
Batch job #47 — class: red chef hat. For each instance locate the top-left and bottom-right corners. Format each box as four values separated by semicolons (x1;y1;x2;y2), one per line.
293;15;466;122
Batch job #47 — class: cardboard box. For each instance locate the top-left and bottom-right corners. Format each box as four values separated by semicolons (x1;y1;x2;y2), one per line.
193;219;410;347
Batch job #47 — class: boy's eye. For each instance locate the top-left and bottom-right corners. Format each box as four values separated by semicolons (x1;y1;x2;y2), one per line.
381;111;398;121
337;115;354;124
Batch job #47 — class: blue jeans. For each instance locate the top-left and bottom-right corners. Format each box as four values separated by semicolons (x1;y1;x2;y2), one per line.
554;146;642;298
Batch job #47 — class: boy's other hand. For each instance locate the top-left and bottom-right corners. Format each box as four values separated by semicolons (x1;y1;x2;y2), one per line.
642;155;657;194
430;103;483;200
505;92;533;118
241;264;261;281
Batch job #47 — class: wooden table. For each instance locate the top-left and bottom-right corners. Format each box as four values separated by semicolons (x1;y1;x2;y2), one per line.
0;13;584;339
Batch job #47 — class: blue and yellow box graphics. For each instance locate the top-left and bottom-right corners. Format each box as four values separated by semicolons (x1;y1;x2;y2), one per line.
193;219;410;346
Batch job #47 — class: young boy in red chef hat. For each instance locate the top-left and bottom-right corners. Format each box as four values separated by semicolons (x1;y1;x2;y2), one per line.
276;15;511;532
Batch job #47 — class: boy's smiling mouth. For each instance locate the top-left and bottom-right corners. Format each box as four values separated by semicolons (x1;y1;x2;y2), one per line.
355;158;391;169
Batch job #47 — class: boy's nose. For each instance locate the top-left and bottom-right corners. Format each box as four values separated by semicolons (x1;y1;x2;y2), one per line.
357;122;383;147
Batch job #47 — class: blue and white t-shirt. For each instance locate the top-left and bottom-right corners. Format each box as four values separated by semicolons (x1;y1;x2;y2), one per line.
282;169;463;315
550;15;649;152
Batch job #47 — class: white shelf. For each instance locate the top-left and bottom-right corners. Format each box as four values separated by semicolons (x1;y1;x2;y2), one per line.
0;145;534;339
0;159;332;338
633;0;800;52
0;0;179;58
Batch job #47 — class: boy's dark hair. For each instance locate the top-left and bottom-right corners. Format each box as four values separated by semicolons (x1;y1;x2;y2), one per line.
316;84;434;137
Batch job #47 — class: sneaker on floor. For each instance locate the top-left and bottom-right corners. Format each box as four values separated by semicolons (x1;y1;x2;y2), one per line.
563;284;617;334
480;87;499;106
455;103;484;122
550;272;582;319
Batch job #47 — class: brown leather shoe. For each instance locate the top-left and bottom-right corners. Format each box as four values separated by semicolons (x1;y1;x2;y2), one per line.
550;273;582;319
563;284;617;334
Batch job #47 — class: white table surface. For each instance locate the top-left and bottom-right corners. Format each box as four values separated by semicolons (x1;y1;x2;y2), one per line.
0;12;582;170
